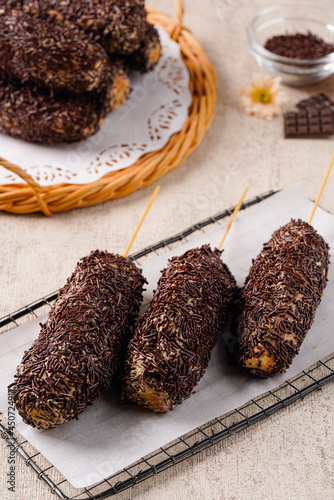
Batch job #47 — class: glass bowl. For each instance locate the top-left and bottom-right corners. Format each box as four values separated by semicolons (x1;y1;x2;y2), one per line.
248;4;334;86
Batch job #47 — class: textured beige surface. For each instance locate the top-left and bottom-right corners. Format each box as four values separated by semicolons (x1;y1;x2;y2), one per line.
1;0;334;498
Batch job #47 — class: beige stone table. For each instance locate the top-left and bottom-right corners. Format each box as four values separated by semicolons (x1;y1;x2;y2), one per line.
1;0;334;499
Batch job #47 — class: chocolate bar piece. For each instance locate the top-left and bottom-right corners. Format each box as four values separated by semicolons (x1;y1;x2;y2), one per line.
296;93;334;112
284;94;334;138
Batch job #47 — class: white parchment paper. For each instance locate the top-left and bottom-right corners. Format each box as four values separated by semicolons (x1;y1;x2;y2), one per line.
0;26;191;186
0;185;333;488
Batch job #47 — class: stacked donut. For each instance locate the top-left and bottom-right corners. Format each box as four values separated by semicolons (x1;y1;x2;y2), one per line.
0;1;161;144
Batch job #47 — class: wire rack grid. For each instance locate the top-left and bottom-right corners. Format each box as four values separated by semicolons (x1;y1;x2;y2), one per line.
1;191;334;500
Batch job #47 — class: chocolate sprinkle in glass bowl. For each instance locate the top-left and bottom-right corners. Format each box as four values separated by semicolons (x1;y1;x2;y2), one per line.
248;4;334;86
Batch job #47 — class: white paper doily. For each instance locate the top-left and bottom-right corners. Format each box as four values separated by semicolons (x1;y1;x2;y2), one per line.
0;26;191;187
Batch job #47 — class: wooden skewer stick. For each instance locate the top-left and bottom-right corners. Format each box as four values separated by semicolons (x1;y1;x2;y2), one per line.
124;185;161;257
217;188;248;251
309;149;334;225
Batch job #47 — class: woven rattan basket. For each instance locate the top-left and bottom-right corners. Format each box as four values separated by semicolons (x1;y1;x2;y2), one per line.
0;0;216;216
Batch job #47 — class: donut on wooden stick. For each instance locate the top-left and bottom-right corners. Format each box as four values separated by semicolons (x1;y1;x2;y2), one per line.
122;190;248;412
10;186;160;429
235;156;333;377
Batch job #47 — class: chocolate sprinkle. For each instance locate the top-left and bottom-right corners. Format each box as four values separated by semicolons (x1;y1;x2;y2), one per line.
235;219;330;378
122;245;236;412
264;32;334;60
11;250;146;429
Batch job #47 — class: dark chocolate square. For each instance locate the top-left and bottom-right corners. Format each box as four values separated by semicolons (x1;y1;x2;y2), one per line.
322;123;334;133
284;93;334;138
309;124;321;134
297;124;309;134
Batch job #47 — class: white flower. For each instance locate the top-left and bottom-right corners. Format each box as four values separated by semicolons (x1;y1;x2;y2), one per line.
239;73;284;120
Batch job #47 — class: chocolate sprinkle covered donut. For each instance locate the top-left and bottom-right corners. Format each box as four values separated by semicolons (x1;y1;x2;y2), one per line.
11;250;146;429
15;0;148;55
125;23;161;73
102;59;131;112
122;245;236;412
235;219;330;377
0;74;107;144
0;8;109;94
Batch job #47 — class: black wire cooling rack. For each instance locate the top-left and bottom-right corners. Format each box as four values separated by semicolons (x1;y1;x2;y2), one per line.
1;191;334;500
